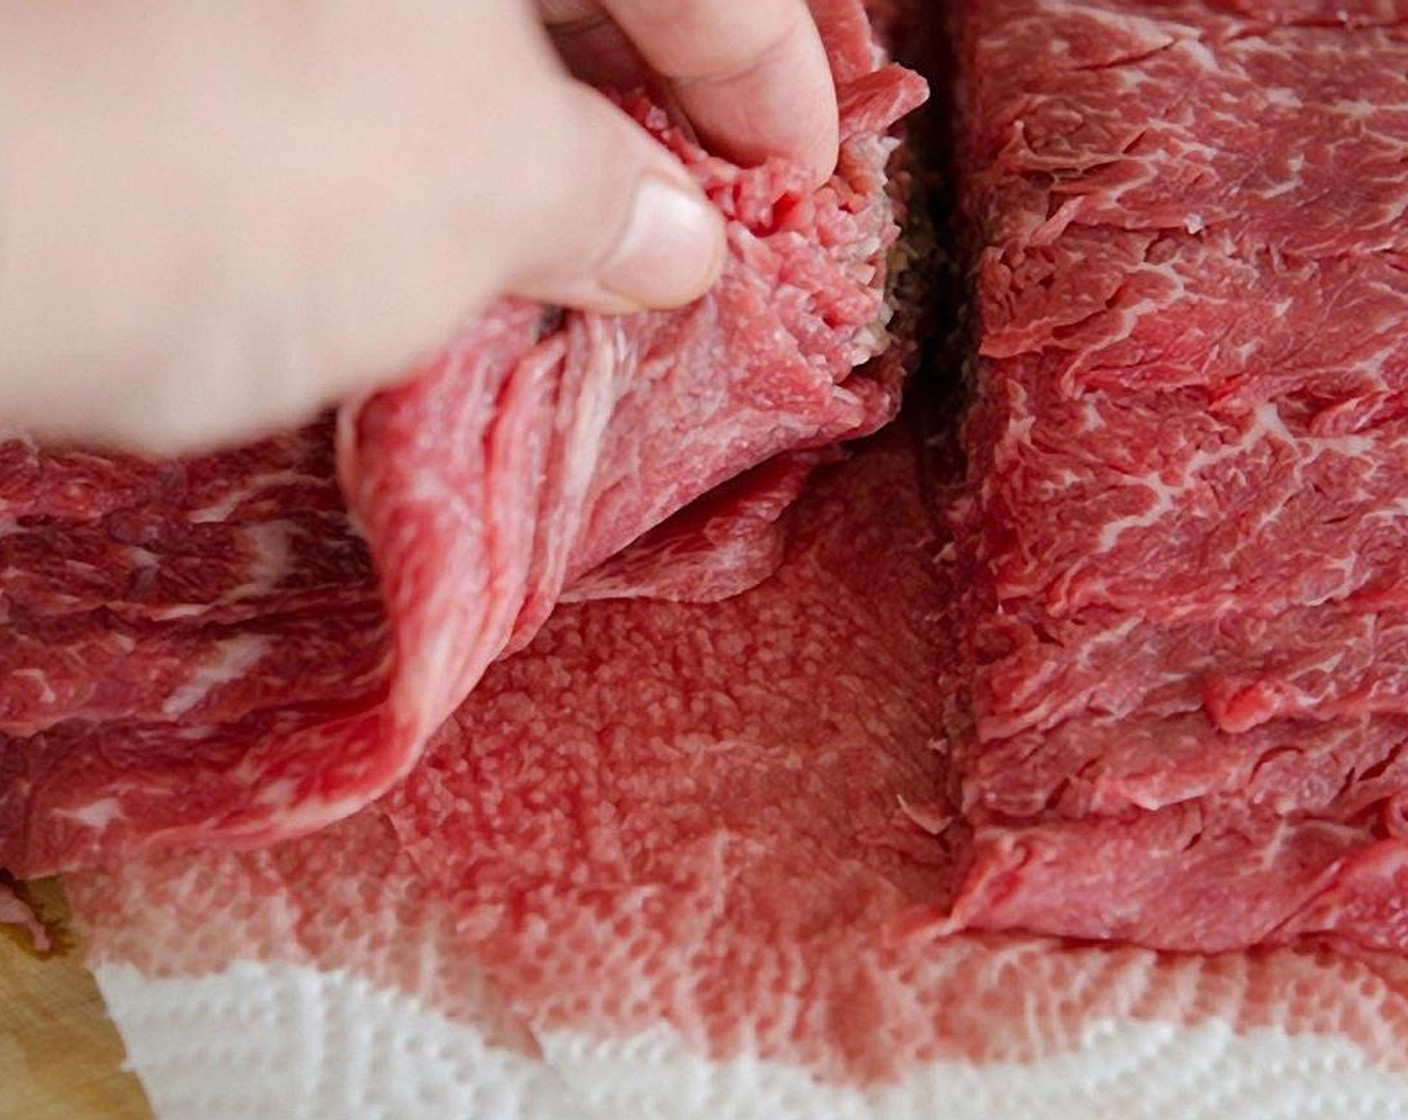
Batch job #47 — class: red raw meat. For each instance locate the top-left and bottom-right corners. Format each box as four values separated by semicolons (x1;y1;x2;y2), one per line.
944;0;1408;952
0;6;926;877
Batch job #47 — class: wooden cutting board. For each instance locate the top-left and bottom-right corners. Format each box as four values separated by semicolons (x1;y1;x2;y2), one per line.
0;880;153;1120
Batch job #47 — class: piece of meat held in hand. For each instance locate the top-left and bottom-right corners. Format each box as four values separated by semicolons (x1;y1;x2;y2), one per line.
0;0;927;878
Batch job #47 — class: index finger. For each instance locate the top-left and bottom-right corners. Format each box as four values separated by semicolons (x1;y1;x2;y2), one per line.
599;0;839;186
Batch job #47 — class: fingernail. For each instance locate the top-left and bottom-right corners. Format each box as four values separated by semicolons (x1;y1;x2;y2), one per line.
599;175;725;309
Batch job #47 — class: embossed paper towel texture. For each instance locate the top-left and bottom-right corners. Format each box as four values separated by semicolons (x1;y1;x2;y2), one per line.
67;447;1408;1120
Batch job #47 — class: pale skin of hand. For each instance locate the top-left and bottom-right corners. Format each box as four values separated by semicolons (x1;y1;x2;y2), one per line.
0;0;838;452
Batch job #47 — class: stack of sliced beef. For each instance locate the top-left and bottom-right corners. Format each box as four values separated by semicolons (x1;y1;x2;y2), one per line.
943;0;1408;952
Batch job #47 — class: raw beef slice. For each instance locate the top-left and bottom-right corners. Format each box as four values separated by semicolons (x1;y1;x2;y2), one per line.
942;0;1408;953
0;0;926;877
66;439;1408;1118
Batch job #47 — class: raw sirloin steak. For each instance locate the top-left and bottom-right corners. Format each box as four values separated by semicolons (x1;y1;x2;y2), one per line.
943;0;1408;953
0;0;926;877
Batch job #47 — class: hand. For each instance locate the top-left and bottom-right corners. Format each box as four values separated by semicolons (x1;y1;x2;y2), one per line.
0;1;838;451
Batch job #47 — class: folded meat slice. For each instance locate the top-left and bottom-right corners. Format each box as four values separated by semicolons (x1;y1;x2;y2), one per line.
0;3;927;878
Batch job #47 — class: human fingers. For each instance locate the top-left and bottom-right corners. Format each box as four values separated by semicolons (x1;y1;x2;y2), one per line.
538;0;646;90
0;1;724;452
499;79;727;314
596;0;839;185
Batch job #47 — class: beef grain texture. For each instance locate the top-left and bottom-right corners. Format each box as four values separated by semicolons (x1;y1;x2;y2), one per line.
0;3;926;877
943;0;1408;953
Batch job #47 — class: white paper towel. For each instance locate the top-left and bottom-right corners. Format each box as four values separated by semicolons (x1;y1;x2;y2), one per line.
96;956;1408;1120
69;739;1408;1120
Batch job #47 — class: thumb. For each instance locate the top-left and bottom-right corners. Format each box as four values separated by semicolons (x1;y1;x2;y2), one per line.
506;82;727;313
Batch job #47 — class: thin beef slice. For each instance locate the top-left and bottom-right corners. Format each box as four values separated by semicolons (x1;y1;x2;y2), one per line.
0;2;926;877
943;0;1408;952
